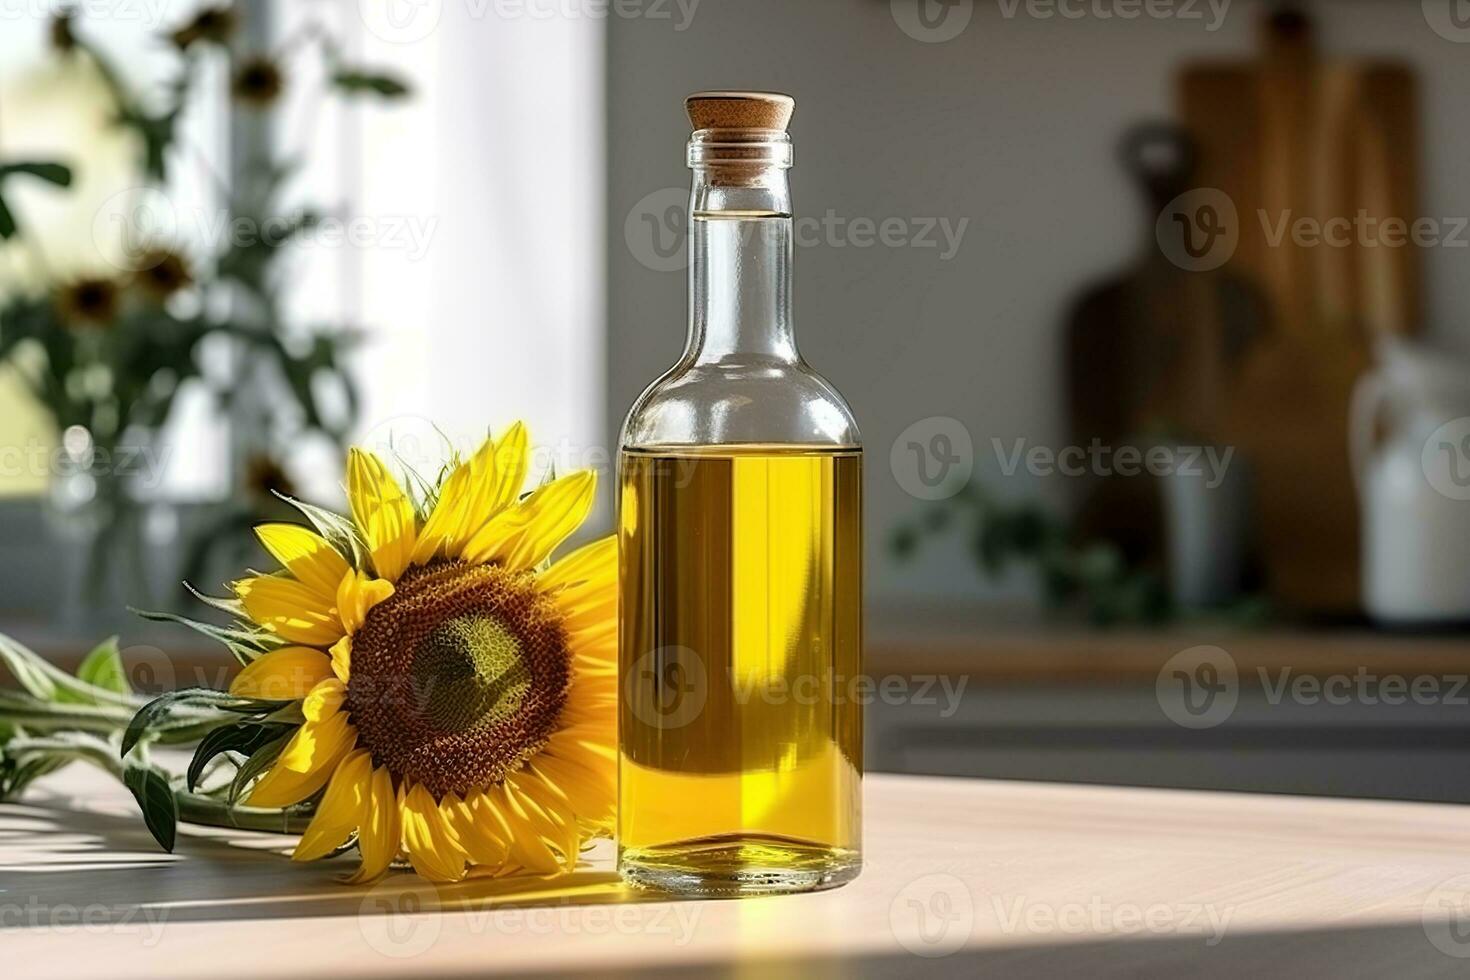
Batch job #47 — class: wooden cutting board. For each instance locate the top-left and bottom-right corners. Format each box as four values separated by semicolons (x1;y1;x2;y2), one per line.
1176;7;1419;615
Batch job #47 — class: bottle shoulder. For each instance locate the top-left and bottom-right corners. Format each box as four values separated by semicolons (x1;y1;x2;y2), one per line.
620;357;862;450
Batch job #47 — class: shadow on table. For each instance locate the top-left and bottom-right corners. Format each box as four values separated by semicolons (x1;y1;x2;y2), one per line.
0;788;665;926
513;922;1462;979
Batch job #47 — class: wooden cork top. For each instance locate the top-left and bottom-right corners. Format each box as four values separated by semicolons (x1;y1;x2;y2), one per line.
686;91;795;133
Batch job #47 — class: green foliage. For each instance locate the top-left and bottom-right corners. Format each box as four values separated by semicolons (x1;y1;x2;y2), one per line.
0;160;72;238
123;761;178;852
890;483;1172;626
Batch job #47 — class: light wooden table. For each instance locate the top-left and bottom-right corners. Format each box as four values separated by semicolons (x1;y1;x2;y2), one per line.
5;765;1470;978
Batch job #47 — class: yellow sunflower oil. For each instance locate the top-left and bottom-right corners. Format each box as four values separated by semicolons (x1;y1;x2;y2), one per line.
618;445;862;894
617;92;863;894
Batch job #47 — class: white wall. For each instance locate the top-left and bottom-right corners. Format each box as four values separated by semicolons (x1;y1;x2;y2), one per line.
605;0;1470;603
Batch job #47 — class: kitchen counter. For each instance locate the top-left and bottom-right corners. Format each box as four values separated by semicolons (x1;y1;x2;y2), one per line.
5;764;1470;978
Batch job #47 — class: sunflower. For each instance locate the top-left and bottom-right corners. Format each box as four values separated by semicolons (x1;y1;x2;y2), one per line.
223;423;615;883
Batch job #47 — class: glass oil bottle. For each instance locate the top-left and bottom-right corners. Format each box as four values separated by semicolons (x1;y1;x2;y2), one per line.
617;92;863;895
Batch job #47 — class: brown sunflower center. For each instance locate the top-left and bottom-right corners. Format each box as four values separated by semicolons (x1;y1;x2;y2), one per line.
346;560;570;798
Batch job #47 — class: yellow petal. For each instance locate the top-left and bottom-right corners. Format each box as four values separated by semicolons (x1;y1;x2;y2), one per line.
537;535;615;594
246;710;356;808
229;647;334;700
509;770;582;870
452;791;511;869
482;782;561;875
302;678;347;721
399;783;468;883
254;524;350;599
329;635;352;683
347;448;418;583
410;456;474;565
292;749;371;861
487;421;529;514
235;576;344;646
461;470;597;570
530;754;614;828
347;764;400;885
336;568;394;635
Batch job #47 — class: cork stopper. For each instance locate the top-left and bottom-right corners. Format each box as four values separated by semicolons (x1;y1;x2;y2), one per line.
685;91;794;133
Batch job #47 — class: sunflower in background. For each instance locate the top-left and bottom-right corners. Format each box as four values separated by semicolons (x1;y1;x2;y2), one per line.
203;422;615;883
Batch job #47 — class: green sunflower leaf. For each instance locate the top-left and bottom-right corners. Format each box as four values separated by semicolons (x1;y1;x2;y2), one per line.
186;721;295;792
130;607;282;667
0;632;138;708
74;636;131;697
273;492;365;568
121;688;288;758
228;732;292;806
123;763;178;853
330;69;410;99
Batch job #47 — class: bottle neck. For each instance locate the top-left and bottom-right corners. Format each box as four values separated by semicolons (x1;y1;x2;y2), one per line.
685;165;797;365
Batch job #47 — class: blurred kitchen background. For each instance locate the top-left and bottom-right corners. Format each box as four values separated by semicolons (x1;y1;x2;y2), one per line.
2;0;1468;801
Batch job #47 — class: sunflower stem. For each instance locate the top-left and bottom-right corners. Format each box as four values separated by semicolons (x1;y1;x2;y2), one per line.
174;789;315;835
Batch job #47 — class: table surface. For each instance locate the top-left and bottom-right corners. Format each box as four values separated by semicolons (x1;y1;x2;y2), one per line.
6;765;1470;979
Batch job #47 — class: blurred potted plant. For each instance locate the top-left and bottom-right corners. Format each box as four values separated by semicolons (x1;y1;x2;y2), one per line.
0;7;409;614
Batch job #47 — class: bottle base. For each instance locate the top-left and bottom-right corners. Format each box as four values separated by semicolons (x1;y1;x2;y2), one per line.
619;834;861;897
